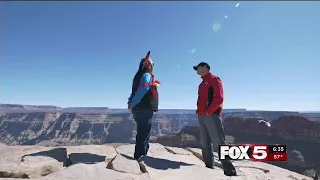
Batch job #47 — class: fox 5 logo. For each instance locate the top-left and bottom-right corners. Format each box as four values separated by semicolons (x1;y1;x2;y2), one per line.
219;144;269;161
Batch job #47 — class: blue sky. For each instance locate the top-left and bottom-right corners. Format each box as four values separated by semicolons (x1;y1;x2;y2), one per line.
1;2;319;111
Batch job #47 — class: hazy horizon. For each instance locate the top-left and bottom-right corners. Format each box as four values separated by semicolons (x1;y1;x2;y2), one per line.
1;103;319;112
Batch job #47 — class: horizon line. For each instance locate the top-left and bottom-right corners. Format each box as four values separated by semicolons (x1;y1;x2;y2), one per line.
0;103;319;113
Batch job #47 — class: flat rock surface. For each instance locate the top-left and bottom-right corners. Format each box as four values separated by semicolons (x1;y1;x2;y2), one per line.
107;153;142;174
0;143;312;180
0;144;66;178
36;163;150;180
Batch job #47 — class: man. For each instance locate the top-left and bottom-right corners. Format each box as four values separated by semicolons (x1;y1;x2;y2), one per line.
193;62;237;176
128;51;160;161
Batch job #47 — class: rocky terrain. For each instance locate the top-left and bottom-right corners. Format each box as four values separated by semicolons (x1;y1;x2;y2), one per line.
0;103;316;147
1;103;320;178
156;115;320;178
0;104;111;114
0;143;312;180
0;111;199;146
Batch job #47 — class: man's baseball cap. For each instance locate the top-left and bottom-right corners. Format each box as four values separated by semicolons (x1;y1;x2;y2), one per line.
193;62;210;71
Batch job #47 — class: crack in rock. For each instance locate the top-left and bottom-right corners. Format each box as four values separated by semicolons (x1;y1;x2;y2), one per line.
106;153;147;175
287;175;299;180
185;148;204;161
238;166;270;174
0;171;30;179
164;147;177;154
106;156;117;170
105;148;118;164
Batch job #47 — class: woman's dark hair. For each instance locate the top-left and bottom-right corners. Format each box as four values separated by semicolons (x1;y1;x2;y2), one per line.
133;58;147;82
130;58;147;96
130;57;153;98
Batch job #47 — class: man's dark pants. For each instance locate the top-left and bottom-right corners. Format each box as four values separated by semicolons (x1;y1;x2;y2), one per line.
198;114;233;168
132;109;153;160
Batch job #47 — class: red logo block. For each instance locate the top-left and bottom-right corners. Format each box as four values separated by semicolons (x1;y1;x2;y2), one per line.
219;144;287;162
268;153;287;161
250;145;269;161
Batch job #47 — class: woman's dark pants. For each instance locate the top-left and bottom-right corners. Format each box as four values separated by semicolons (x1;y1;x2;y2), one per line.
132;109;154;160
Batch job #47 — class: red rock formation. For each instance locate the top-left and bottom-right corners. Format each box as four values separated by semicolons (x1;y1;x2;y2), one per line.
224;115;320;143
224;116;272;135
272;116;320;142
157;115;320;148
178;125;199;136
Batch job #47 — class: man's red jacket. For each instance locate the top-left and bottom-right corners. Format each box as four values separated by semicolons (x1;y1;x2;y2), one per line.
197;72;223;116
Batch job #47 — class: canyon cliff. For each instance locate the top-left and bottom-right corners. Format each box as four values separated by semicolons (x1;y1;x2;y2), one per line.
0;103;319;178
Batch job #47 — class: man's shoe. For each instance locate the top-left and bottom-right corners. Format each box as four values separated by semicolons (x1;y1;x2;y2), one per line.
224;168;237;176
222;160;237;176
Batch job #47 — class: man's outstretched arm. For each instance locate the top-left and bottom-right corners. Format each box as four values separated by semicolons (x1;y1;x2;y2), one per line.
206;76;224;115
131;73;152;108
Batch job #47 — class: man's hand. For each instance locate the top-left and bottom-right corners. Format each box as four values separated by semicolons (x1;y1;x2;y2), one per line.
205;109;213;115
127;103;132;110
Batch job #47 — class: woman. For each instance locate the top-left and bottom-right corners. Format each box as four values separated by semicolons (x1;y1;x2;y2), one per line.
127;51;160;160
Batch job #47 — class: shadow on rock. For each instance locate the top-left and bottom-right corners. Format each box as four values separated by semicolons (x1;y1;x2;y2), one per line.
142;156;193;170
69;153;106;165
21;148;68;163
120;154;193;172
119;153;136;161
0;171;29;179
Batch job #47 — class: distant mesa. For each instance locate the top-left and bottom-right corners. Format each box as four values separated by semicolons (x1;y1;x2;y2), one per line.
0;103;247;114
63;107;112;114
0;104;63;113
0;104;111;114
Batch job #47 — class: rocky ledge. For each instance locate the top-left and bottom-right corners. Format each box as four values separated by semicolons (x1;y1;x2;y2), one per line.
0;143;311;180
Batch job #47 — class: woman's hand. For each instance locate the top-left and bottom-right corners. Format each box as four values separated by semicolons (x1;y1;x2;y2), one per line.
127;103;132;110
